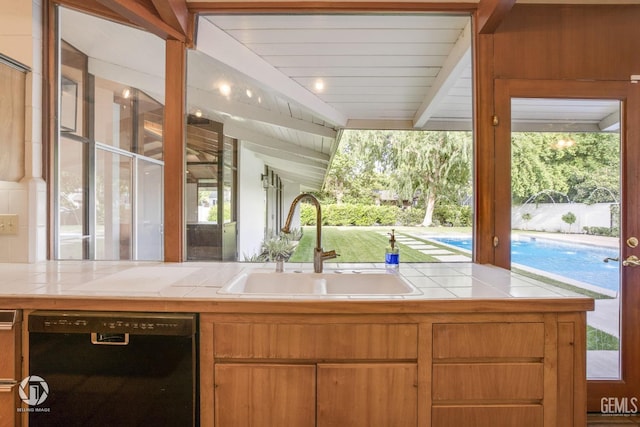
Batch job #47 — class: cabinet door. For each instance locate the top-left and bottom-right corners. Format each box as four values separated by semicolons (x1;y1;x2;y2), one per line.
0;384;18;427
214;364;315;427
317;363;417;427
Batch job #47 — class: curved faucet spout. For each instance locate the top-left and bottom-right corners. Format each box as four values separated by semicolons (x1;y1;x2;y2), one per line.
281;193;336;273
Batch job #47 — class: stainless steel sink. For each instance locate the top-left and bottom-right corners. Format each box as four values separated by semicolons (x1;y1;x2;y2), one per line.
218;270;422;296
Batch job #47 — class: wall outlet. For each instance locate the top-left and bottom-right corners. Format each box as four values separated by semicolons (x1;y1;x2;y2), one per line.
0;214;19;235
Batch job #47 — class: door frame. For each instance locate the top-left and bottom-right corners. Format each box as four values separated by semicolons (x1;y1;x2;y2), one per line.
494;78;640;413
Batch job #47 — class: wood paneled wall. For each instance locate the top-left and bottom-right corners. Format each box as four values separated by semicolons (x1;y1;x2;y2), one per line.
494;5;640;80
474;3;640;267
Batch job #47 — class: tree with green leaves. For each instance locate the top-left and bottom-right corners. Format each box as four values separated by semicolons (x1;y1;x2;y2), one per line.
390;131;471;226
562;211;577;233
329;130;471;226
324;131;389;204
511;132;619;204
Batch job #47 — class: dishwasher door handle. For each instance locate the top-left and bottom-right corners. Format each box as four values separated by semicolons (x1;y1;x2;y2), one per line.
91;332;130;345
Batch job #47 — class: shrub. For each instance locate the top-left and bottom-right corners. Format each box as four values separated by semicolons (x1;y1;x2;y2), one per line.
433;205;472;227
244;234;298;262
562;211;577;232
300;203;473;227
300;203;399;226
583;226;620;237
397;208;426;226
375;206;398;226
300;203;317;225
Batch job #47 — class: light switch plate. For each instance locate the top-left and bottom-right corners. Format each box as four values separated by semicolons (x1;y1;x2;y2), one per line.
0;214;19;235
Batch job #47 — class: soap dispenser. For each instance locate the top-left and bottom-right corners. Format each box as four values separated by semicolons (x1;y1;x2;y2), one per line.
385;229;400;273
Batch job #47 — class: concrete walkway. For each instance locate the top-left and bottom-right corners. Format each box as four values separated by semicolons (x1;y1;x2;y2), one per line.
385;231;471;262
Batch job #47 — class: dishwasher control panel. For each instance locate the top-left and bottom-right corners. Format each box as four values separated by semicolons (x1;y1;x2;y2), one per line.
28;311;196;336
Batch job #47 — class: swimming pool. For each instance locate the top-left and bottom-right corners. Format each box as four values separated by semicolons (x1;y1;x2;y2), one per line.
431;236;620;292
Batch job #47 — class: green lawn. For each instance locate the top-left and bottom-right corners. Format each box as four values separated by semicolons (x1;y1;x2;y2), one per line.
587;325;619;350
288;226;469;263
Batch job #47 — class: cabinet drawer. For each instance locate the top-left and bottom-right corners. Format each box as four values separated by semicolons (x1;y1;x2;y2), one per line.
432;405;543;427
432;362;544;401
214;323;417;360
433;322;544;359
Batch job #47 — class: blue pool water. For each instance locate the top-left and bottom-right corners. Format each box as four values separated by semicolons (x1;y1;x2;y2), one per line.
431;236;620;292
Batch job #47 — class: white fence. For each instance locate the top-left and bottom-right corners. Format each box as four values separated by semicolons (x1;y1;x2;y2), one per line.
512;203;616;233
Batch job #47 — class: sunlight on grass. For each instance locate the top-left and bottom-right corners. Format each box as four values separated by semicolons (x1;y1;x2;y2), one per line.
287;226;468;263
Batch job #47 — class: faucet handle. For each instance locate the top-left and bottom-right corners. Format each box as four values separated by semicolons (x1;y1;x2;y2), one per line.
322;250;338;260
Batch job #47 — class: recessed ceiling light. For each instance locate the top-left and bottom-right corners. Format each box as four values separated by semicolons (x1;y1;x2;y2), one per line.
314;80;325;92
194;109;202;118
246;89;253;98
219;83;231;97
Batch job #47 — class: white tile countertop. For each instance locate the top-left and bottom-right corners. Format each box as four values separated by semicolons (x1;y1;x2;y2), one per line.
0;261;592;301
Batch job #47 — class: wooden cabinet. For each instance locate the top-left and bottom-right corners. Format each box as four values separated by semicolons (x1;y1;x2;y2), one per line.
317;363;417;427
0;386;20;427
213;362;417;427
214;364;315;427
206;317;419;427
0;310;22;427
430;318;584;427
201;310;586;427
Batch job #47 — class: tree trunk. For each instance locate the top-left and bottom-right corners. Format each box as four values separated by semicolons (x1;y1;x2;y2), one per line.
335;182;344;204
422;188;437;226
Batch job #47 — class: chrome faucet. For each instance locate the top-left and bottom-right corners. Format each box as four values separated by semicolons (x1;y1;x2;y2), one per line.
281;193;337;273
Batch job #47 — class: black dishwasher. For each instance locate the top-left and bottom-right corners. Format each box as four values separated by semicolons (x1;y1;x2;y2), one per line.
28;311;198;426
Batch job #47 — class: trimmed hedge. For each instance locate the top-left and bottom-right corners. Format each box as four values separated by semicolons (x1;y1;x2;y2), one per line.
301;203;397;226
300;203;471;227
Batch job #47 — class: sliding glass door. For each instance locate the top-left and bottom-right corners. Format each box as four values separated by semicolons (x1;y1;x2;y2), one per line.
54;6;165;261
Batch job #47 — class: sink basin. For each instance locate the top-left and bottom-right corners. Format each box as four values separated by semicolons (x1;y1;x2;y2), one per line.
218;271;422;296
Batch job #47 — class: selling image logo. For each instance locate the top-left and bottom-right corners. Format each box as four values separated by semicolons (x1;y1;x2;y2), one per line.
18;376;49;406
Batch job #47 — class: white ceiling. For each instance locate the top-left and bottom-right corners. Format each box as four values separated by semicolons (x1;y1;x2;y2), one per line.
199;14;472;129
60;8;622;191
192;13;474;189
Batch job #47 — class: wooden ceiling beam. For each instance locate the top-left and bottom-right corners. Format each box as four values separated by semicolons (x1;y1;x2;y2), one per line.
95;0;186;41
476;0;516;34
187;2;478;14
150;0;189;37
53;0;128;25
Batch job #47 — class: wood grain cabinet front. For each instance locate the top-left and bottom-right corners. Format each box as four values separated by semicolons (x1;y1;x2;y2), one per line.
214;363;316;427
207;318;420;427
203;312;586;427
430;319;584;427
0;310;21;427
0;385;20;427
317;363;418;427
213;362;418;427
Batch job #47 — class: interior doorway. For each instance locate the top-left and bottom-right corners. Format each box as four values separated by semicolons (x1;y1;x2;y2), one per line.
185;116;238;261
